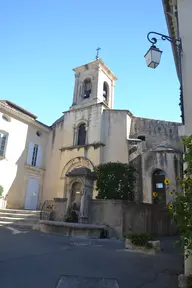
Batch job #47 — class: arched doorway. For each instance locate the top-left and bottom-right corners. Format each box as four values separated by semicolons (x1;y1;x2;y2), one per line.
152;169;166;204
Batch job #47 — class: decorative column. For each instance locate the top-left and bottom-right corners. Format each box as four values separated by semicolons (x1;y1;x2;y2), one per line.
65;189;73;215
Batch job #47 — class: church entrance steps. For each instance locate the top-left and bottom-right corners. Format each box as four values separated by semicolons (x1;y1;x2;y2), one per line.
0;208;40;215
0;209;40;229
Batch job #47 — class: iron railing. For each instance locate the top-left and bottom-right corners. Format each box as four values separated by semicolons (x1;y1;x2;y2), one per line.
40;200;54;220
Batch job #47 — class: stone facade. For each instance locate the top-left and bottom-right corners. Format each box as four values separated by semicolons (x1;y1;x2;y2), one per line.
0;58;182;214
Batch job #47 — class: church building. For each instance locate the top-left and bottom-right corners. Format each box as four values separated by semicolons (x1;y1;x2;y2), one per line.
0;58;182;211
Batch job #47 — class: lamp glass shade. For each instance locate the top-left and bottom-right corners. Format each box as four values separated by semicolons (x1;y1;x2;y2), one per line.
144;45;163;69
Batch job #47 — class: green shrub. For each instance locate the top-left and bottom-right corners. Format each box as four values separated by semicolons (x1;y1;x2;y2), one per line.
187;276;192;288
95;162;136;201
0;186;3;198
128;233;152;247
65;209;78;223
100;229;108;239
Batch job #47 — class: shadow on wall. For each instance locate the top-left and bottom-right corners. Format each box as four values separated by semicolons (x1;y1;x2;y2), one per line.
90;200;177;239
5;148;27;209
3;124;44;210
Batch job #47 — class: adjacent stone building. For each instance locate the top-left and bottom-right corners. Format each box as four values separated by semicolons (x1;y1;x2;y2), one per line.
0;58;182;214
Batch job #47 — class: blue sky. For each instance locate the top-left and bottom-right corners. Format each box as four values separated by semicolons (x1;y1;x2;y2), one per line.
0;0;180;126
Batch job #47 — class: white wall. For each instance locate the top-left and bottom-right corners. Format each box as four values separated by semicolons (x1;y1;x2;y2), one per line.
0;111;28;198
100;110;131;163
0;108;49;208
178;0;192;135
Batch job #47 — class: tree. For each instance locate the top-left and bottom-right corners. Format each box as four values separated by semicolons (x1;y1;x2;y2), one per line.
95;162;136;200
167;136;192;258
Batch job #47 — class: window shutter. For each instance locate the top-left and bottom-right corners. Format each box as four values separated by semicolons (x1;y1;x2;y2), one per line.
36;145;42;168
27;143;34;165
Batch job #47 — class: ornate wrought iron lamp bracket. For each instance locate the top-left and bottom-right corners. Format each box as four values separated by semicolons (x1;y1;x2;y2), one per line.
147;31;184;124
147;31;181;48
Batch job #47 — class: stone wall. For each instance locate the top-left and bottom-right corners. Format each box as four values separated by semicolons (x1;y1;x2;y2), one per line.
130;117;182;151
123;202;177;237
90;199;177;239
142;151;182;203
90;199;123;238
129;154;143;203
54;198;67;221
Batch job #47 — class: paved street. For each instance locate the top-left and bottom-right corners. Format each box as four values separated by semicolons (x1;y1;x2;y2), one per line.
0;226;183;288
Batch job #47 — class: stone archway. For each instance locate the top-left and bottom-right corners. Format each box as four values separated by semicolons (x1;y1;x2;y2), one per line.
61;157;95;179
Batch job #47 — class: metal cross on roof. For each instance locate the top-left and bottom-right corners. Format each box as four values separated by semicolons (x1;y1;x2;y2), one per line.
96;47;101;60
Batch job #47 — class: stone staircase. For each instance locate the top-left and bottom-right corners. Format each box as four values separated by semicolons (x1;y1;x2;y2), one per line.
0;209;40;230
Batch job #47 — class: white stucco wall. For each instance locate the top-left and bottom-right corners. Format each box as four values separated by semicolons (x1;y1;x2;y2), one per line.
178;0;192;135
100;110;131;163
0;107;49;208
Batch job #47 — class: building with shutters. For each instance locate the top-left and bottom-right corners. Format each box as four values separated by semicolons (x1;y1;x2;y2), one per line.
0;58;183;210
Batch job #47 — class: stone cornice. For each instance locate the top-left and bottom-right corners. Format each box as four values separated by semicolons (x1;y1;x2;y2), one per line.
0;102;50;132
162;0;180;77
72;58;118;81
24;164;46;173
60;142;105;152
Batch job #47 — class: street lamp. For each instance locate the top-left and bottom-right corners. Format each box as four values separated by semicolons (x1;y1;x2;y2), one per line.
145;31;184;124
144;45;162;68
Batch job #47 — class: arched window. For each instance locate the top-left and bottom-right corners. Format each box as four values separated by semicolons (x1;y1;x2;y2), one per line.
103;81;109;101
83;78;92;99
152;169;166;205
77;123;86;146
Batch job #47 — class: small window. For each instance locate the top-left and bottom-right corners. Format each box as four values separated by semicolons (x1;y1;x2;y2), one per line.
31;144;39;166
77;123;86;146
0;131;8;157
36;131;42;137
138;135;145;141
156;183;163;189
27;143;42;167
2;114;11;122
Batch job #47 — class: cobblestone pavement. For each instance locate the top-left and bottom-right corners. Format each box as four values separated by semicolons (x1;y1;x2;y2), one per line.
0;227;183;288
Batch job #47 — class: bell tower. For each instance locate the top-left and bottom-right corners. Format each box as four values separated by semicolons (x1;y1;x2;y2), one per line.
70;58;117;110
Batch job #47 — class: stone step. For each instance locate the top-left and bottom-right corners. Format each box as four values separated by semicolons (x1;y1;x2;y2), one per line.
0;212;39;218
0;209;40;230
0;222;34;229
0;209;40;215
0;216;39;223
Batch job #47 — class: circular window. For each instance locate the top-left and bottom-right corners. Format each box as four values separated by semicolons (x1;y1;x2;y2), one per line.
36;131;42;137
2;114;11;122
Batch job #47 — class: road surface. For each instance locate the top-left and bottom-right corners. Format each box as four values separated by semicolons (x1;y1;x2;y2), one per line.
0;226;183;287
